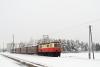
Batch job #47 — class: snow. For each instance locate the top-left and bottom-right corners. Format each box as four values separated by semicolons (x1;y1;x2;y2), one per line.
0;55;27;67
1;52;100;67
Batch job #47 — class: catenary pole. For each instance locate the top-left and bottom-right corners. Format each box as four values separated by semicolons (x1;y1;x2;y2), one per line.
12;34;15;52
89;25;95;59
89;25;91;59
91;26;95;59
3;41;4;52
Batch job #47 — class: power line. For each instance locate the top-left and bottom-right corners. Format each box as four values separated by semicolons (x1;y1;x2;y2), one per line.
64;18;100;31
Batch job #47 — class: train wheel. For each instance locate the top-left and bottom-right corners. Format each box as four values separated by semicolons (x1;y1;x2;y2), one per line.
48;52;52;57
57;52;61;57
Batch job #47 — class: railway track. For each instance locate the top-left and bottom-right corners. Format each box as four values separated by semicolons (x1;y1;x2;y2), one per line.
1;54;47;67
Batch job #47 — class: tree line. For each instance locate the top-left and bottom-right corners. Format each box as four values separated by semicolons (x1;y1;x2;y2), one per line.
60;40;100;52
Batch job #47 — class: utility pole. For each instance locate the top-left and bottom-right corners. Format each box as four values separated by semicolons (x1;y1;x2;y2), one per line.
90;26;95;59
89;25;95;59
12;34;15;52
3;41;4;52
89;25;91;59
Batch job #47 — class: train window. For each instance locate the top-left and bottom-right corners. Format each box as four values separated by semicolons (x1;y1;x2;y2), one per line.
50;44;52;47
47;44;49;47
39;45;42;48
54;43;60;47
54;43;58;47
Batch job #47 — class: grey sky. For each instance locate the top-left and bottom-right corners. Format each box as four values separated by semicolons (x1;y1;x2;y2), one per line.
0;0;100;48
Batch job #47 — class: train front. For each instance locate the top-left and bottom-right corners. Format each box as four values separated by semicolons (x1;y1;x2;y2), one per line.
38;42;61;57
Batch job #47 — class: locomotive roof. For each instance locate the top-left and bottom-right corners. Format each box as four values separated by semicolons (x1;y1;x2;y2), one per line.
39;41;60;45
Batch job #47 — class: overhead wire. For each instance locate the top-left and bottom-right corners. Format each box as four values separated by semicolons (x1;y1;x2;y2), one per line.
58;18;100;42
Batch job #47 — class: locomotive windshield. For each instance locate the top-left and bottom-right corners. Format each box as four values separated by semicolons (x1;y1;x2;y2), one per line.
54;43;60;47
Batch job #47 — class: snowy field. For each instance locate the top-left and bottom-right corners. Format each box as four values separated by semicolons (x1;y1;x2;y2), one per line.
0;55;27;67
1;52;100;67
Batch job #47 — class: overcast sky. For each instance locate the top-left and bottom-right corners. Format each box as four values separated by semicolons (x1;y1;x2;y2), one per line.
0;0;100;48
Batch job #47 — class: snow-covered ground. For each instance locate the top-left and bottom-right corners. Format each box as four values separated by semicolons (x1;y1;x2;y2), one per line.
1;52;100;67
0;55;27;67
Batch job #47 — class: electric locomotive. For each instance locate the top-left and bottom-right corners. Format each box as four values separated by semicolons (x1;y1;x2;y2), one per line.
38;41;61;57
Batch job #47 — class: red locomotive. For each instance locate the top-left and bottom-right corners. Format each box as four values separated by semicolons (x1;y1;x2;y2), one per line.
38;41;61;57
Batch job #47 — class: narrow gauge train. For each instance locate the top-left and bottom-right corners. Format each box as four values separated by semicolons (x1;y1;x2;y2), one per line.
13;41;61;57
